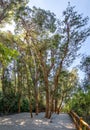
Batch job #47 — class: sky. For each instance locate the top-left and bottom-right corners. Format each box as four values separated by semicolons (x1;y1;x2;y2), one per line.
29;0;90;79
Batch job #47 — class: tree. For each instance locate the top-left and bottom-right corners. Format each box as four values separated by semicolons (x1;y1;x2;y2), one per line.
52;3;90;112
68;87;90;124
0;0;28;25
0;32;19;67
65;56;90;124
14;3;90;118
15;6;57;118
0;2;90;119
0;0;28;65
0;0;29;114
56;69;78;114
80;56;90;91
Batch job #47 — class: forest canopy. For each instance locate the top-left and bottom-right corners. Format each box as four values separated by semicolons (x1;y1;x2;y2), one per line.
0;0;90;123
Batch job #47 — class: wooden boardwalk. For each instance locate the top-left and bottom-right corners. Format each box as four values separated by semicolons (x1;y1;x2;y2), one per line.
0;113;76;130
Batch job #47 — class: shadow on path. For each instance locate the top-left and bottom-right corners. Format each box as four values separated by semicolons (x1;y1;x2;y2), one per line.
0;113;76;130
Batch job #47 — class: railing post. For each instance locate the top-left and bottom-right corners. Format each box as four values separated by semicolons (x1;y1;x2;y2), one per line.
79;117;83;130
70;110;90;130
83;126;86;130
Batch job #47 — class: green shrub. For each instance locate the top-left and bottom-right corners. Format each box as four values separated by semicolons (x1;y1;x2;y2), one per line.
21;98;29;112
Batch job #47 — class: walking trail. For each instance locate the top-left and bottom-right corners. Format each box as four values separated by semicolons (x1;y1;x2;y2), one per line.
0;113;76;130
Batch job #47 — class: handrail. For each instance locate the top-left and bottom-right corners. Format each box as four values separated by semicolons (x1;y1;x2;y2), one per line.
70;111;90;130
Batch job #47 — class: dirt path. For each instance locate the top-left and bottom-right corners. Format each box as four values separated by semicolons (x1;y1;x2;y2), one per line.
0;113;76;130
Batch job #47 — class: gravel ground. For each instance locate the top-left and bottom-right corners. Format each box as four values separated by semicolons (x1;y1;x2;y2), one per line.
0;113;76;130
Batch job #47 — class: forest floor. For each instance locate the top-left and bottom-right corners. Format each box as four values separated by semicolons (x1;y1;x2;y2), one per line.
0;112;76;130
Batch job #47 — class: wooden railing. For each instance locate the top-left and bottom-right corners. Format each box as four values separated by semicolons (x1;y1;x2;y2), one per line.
70;111;90;130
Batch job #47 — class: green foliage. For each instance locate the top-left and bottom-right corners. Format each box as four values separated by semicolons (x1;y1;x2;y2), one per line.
21;98;29;112
31;6;56;33
0;1;90;119
58;3;90;67
0;0;28;26
0;31;20;67
0;92;18;114
54;69;78;101
64;88;90;124
39;102;46;112
0;42;18;65
80;56;90;91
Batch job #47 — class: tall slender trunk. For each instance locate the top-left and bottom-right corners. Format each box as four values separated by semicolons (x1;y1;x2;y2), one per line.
34;85;39;115
37;51;50;118
48;96;54;119
51;96;54;113
18;95;21;113
28;95;33;118
57;96;63;114
29;65;39;115
26;66;33;118
44;78;50;118
17;66;22;113
14;60;17;94
34;65;39;115
1;67;6;96
55;99;58;113
54;63;62;113
53;23;70;114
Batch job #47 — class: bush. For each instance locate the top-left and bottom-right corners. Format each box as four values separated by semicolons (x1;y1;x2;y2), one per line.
21;98;29;112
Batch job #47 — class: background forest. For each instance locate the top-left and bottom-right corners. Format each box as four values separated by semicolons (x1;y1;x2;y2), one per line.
0;0;90;124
